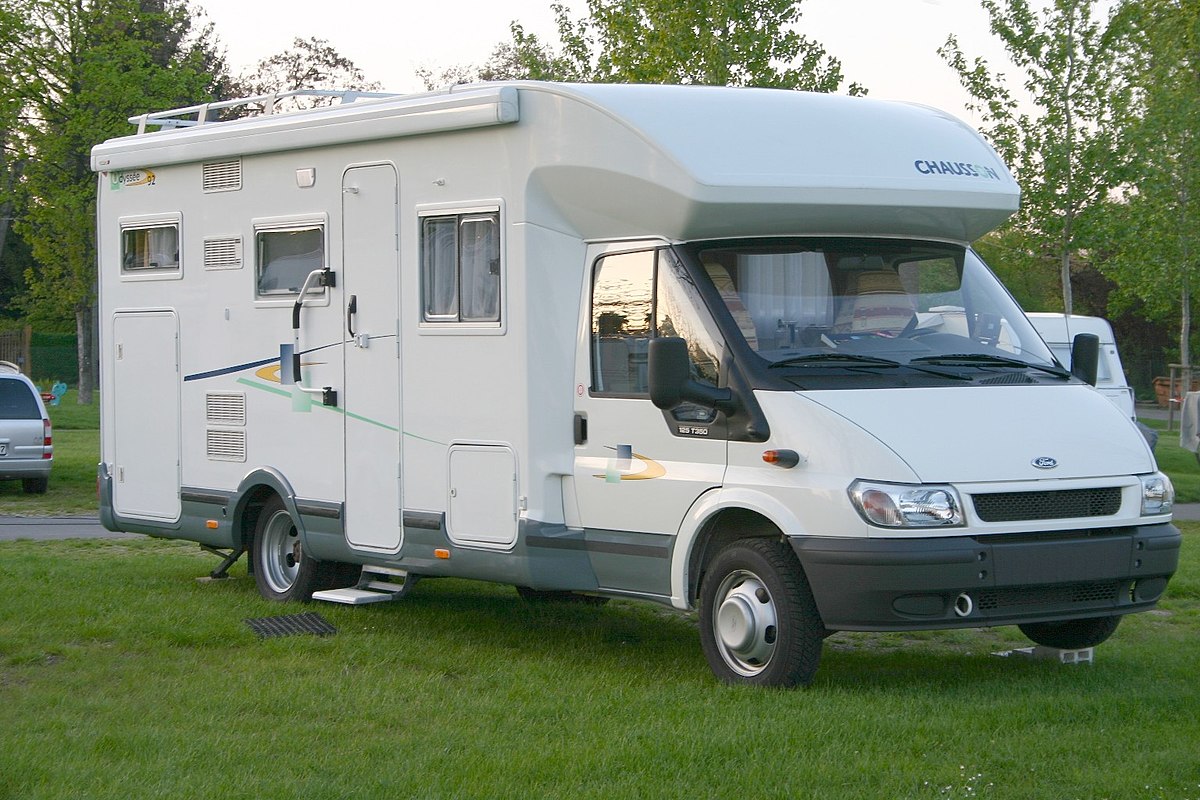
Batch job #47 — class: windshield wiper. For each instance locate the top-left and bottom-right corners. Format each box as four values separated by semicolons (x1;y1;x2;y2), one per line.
911;353;1071;378
768;353;902;369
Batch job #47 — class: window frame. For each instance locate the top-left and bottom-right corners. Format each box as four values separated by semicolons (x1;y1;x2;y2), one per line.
251;213;330;309
118;213;183;282
417;201;505;335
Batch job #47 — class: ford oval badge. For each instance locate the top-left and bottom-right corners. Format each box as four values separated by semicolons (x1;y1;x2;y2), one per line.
1032;456;1058;470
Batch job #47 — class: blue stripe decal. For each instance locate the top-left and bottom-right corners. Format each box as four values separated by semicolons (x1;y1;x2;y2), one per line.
184;341;343;382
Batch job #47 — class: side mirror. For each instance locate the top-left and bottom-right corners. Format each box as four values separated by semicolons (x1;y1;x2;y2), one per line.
648;337;690;410
648;337;736;414
1070;333;1100;386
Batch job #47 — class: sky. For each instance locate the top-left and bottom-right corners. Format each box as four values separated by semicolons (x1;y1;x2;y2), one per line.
191;0;1024;122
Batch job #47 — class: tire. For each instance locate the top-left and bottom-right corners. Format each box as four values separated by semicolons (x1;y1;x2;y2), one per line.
1018;615;1122;649
252;496;326;602
22;477;48;494
515;586;610;605
699;537;824;687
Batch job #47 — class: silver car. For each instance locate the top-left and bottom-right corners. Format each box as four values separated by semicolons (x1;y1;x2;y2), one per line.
0;362;52;494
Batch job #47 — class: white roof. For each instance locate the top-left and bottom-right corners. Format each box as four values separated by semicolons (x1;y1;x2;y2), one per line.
93;82;1019;242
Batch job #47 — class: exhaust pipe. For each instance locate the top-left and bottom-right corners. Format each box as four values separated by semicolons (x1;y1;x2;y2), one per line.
954;593;974;618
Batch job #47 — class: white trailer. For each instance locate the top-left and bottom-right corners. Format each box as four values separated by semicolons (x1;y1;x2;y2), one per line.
93;82;1180;686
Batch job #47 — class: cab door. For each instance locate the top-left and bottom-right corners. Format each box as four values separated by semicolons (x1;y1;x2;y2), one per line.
570;245;727;597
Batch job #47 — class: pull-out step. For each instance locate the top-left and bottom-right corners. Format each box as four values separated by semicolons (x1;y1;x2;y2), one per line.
312;565;417;605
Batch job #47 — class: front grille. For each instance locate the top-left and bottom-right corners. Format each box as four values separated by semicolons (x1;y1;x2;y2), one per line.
971;487;1121;522
977;581;1121;612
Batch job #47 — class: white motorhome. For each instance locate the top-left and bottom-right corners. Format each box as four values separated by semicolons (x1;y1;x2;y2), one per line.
1026;313;1135;419
93;83;1180;687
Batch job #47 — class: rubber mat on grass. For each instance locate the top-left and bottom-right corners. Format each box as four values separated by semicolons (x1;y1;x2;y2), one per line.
245;612;337;639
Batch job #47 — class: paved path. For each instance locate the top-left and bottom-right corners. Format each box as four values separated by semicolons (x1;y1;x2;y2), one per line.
0;515;142;541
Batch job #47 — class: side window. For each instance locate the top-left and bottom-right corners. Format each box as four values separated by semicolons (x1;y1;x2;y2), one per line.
120;218;180;276
255;225;324;296
591;251;655;394
421;211;501;323
590;248;725;399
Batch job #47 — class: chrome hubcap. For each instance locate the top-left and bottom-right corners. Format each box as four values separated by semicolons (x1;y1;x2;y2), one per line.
713;570;777;676
260;509;300;594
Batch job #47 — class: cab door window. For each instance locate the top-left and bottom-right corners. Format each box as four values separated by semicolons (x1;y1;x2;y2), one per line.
590;248;724;402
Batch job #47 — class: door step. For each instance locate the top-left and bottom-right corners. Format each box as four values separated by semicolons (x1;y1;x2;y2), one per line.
312;565;418;605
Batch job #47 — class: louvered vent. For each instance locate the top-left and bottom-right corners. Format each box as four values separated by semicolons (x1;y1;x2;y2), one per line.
204;237;243;270
206;429;246;462
206;392;246;425
202;159;242;193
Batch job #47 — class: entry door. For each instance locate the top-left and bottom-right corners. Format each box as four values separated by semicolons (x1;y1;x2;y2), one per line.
342;164;402;552
112;311;181;521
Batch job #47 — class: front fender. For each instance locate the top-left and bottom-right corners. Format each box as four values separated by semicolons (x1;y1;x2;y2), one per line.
670;486;809;610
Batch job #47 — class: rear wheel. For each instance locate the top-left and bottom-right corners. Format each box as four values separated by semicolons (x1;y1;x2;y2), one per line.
699;537;824;687
1018;615;1122;649
253;496;324;602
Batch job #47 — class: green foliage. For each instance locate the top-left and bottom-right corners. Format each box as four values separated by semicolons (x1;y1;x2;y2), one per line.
236;36;381;112
428;0;864;94
940;0;1134;317
0;0;230;399
1095;0;1200;366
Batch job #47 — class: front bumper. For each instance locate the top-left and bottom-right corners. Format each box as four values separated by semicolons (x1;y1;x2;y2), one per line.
791;523;1181;631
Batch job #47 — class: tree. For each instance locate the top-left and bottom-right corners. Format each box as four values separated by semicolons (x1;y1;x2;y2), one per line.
0;0;228;401
940;0;1133;317
1096;0;1200;374
238;37;382;112
423;0;863;94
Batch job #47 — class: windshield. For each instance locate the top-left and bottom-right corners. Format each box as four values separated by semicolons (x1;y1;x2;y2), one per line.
689;239;1061;382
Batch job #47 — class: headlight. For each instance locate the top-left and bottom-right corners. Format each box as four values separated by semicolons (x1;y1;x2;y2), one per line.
1141;473;1174;516
849;481;964;528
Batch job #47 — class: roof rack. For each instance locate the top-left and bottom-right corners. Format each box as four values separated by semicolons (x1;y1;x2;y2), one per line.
127;89;400;134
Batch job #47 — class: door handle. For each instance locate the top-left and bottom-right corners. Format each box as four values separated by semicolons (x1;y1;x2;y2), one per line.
347;294;358;337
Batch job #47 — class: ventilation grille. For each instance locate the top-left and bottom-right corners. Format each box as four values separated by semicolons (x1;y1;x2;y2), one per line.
980;373;1036;385
206;429;246;462
204;237;243;270
202;159;242;193
977;581;1121;613
205;392;245;425
971;487;1122;522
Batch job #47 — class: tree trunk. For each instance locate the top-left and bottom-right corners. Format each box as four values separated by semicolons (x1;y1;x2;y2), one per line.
75;303;94;404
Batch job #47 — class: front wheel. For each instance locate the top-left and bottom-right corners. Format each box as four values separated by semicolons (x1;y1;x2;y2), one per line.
1018;615;1122;649
699;537;825;687
253;496;325;602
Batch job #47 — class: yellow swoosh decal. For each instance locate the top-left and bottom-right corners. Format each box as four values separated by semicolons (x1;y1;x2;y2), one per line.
594;452;667;481
255;362;325;383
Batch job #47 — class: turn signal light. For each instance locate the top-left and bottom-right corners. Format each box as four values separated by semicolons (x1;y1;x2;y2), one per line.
762;449;800;468
434;548;451;560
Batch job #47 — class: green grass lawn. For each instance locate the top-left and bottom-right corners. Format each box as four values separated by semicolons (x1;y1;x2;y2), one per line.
1;530;1197;799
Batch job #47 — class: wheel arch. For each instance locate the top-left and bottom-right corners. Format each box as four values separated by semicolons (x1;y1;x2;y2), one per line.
231;468;305;553
671;487;807;610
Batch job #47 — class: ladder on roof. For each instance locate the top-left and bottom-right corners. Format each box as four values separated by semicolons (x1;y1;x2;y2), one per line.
127;89;399;134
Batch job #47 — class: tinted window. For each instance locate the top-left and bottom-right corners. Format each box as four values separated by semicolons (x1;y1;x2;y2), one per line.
122;224;179;272
0;379;39;419
256;226;324;295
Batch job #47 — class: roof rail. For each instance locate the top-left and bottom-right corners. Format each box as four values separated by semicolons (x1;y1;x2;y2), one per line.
127;89;400;134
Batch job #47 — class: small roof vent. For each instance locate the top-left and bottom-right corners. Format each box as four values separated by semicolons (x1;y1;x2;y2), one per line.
203;159;242;193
